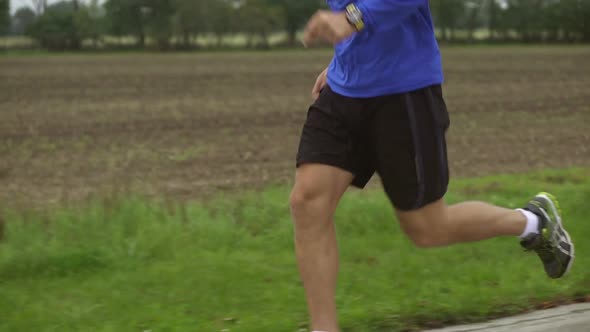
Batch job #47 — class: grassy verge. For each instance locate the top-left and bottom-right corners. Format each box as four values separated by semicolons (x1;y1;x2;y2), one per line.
1;168;589;332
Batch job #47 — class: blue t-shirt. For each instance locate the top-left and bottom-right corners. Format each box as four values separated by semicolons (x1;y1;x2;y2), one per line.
326;0;443;98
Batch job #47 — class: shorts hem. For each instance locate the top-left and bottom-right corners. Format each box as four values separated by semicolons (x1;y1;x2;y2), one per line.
296;156;371;189
393;190;448;212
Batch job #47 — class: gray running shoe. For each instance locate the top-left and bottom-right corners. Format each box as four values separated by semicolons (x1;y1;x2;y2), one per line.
520;192;575;279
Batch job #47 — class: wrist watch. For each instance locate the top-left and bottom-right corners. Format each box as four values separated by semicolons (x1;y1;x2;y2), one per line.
345;3;365;31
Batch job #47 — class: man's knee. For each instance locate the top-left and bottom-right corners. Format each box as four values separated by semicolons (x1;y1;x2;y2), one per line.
290;164;353;229
397;201;449;248
289;184;333;228
401;222;441;248
289;186;314;216
405;230;441;248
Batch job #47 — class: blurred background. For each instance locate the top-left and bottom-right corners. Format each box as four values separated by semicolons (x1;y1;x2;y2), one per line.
0;1;589;331
0;1;589;207
1;0;590;51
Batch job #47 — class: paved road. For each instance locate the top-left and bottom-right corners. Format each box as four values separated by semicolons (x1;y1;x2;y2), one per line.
424;303;590;332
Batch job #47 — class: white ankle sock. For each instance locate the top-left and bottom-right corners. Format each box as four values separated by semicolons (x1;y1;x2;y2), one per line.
517;209;540;239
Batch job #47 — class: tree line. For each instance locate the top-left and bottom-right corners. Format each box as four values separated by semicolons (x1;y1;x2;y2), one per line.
2;0;589;51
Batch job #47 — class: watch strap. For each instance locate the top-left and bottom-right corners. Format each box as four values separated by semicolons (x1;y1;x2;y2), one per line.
346;3;365;31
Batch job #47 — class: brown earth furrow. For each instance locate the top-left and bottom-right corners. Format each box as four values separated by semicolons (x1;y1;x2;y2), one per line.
1;48;589;207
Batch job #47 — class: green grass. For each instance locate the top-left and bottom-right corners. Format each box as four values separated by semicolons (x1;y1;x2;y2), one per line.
1;168;589;332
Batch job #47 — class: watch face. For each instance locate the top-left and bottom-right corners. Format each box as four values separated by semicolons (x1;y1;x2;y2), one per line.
348;6;362;21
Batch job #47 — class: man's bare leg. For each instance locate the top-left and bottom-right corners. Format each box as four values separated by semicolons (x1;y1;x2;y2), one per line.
290;164;354;332
397;199;527;248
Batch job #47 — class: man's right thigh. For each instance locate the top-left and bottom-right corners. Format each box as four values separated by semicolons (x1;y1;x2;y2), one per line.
296;86;374;190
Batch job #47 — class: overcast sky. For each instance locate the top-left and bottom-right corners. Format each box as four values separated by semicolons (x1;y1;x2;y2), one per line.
12;0;53;13
12;0;47;13
10;0;104;13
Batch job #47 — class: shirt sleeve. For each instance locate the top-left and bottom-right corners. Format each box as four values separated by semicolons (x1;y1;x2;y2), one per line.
356;0;423;32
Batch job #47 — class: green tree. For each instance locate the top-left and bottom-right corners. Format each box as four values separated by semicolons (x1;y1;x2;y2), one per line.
431;0;465;42
85;0;106;47
174;0;206;48
69;0;82;49
560;0;590;42
576;0;590;42
463;1;483;42
502;0;545;42
279;0;320;46
144;0;175;50
486;0;501;40
104;0;147;48
0;0;9;35
238;0;283;48
12;6;37;35
105;0;175;50
28;0;92;50
210;0;237;47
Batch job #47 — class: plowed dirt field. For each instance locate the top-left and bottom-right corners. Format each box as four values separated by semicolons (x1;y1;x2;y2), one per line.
1;47;589;207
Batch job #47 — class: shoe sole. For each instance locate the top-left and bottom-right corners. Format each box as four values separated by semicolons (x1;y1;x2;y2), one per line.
538;192;575;277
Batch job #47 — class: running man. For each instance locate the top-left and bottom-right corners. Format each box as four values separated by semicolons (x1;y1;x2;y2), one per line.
290;1;575;331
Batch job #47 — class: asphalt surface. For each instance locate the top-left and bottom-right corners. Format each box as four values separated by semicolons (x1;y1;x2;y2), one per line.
424;303;590;332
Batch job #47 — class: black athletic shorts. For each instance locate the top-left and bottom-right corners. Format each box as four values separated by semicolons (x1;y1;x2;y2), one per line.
296;85;450;211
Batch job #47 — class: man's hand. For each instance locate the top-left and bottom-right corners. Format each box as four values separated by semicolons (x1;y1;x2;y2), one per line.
303;10;356;47
312;67;329;99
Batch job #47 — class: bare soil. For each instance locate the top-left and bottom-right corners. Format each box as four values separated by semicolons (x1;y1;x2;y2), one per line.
1;47;589;208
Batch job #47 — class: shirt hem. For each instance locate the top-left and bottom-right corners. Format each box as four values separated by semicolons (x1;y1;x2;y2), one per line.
327;78;444;98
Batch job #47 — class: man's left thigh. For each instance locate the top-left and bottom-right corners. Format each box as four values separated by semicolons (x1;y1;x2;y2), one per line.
373;85;450;211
